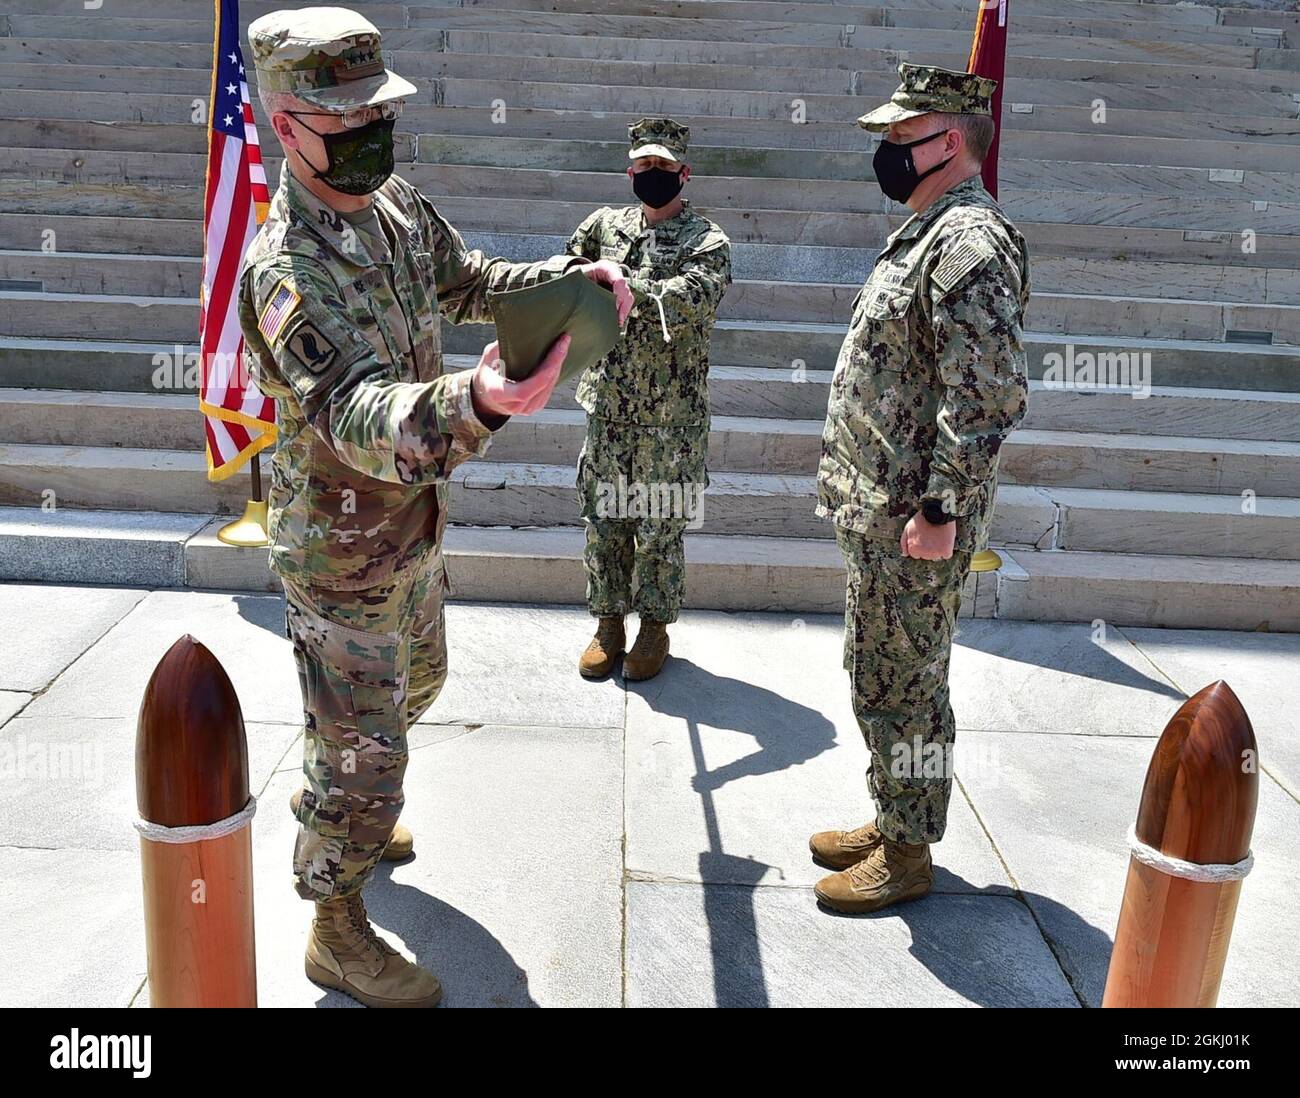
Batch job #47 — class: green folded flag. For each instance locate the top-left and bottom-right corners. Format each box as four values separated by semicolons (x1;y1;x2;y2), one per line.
486;269;622;384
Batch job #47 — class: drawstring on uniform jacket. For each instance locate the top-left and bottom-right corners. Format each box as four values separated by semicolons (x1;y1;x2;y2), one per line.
645;288;673;343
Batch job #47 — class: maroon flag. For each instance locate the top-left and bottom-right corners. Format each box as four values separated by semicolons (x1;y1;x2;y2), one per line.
967;0;1009;198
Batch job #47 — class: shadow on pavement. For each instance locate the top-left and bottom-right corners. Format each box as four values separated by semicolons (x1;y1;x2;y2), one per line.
632;655;839;1008
954;619;1185;701
815;871;1113;1008
233;590;288;637
304;861;538;1009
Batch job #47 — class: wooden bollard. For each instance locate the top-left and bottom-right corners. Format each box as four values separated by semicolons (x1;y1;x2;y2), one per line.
1102;680;1257;1008
135;635;257;1007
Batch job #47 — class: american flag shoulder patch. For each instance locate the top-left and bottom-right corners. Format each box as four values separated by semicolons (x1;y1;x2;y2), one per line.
257;276;301;346
930;237;994;297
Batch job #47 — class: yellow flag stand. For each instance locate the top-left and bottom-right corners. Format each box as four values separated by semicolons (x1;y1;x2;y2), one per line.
970;549;1002;573
217;454;271;547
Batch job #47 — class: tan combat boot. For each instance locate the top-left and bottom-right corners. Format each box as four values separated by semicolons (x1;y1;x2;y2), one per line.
579;615;625;679
814;838;934;914
290;788;413;861
623;618;669;681
305;891;442;1008
808;820;884;870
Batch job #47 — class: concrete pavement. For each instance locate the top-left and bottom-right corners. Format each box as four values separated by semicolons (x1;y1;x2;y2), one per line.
1;581;1296;1008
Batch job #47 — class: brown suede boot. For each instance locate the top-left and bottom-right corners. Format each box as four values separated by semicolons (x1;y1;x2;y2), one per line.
579;615;625;679
305;891;442;1007
814;838;934;914
291;788;412;861
808;820;884;870
623;618;669;681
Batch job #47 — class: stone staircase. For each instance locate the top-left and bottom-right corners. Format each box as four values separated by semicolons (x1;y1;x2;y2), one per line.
0;0;1298;629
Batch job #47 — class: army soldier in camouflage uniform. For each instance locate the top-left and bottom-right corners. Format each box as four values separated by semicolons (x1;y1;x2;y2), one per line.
238;8;630;1007
810;65;1030;913
566;118;732;681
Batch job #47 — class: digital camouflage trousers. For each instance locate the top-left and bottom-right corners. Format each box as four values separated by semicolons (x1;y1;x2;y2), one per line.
837;527;971;845
577;416;709;625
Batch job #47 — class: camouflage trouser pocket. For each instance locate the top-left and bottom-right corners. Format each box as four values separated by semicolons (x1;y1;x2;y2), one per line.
871;548;968;667
291;785;351;899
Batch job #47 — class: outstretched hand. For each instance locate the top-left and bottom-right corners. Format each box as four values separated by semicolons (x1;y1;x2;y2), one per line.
471;334;570;419
579;259;634;325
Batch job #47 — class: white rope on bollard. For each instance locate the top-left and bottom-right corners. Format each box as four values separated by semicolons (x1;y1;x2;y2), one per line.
134;796;257;845
1127;825;1253;883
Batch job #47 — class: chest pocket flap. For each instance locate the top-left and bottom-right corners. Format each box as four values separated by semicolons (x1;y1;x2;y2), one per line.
862;285;915;320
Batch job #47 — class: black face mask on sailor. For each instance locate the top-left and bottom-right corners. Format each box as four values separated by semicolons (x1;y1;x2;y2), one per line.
632;165;686;210
872;128;954;204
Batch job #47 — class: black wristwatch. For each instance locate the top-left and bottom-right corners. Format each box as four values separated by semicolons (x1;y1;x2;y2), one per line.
920;499;956;525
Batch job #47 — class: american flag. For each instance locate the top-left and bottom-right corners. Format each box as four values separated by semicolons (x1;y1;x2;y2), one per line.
199;0;276;481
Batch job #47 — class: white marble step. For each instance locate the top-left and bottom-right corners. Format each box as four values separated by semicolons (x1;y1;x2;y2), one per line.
9;245;1298;307
1;441;1298;556
0;504;1295;630
3;282;1296;345
0;0;1236;35
5;326;1297;395
0;7;1269;60
9;53;1300;121
6;206;1296;272
4;30;1292;97
5;111;1296;175
6;381;1300;459
7;77;1300;145
10;155;1296;239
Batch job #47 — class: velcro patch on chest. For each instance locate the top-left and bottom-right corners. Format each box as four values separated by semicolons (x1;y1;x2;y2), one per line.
257;276;301;346
930;238;994;297
283;322;339;375
349;269;387;297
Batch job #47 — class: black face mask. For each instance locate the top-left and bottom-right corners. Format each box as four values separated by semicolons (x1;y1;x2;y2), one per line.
290;113;396;196
872;129;953;204
632;166;685;210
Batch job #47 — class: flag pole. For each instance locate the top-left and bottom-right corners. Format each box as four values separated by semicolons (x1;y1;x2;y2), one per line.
967;0;1010;574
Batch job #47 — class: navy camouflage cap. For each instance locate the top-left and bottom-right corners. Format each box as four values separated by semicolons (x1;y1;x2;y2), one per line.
857;63;998;132
628;117;690;162
249;6;416;112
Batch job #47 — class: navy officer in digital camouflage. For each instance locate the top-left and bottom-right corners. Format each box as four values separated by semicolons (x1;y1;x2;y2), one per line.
237;7;631;1007
566;118;731;682
810;64;1031;914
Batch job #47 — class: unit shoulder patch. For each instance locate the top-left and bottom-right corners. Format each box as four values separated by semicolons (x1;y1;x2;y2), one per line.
929;236;996;298
257;275;301;346
282;321;339;376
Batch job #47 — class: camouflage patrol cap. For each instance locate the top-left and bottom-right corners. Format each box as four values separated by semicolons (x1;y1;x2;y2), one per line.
628;117;690;163
248;6;416;112
857;63;997;132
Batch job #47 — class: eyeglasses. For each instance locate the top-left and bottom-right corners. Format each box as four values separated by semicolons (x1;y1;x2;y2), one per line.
289;100;403;130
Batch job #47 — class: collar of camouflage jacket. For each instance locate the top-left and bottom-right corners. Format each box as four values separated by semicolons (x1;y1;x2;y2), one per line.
885;174;990;250
279;165;401;269
614;197;699;242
